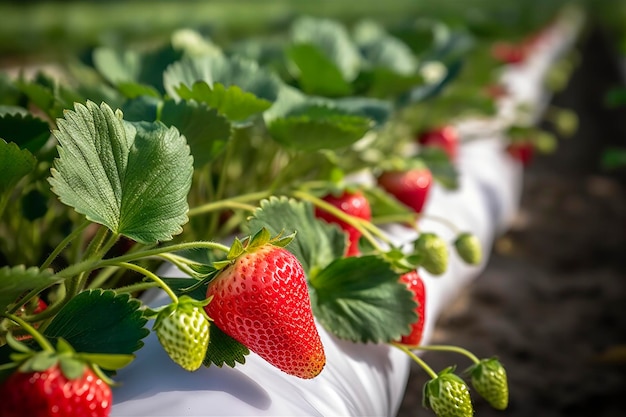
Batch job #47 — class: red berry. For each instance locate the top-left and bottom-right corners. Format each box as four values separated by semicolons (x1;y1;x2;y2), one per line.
417;126;459;162
506;142;534;166
397;270;426;346
205;244;326;379
0;364;112;417
314;191;371;257
377;168;432;214
490;41;528;64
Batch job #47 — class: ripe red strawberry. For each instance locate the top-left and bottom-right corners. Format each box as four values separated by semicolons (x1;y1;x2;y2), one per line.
417;126;459;162
506;141;534;166
0;363;112;417
490;41;529;65
205;242;326;379
377;168;432;214
314;190;371;257
396;270;426;346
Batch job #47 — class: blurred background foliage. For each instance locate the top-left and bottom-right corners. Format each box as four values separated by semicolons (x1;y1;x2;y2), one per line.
1;0;622;58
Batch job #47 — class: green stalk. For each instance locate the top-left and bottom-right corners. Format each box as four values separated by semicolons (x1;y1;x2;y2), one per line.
414;344;481;364
392;342;438;379
56;240;231;279
2;313;54;352
116;262;178;303
291;190;389;251
188;190;271;217
40;220;90;270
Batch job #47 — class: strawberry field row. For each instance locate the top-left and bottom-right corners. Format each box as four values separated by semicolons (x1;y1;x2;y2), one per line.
0;2;585;416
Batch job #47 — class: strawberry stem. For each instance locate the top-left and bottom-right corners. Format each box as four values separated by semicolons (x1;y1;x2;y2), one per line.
291;190;389;252
1;313;54;352
392;342;438;379
413;344;481;364
115;262;179;303
188;191;271;217
40;220;91;270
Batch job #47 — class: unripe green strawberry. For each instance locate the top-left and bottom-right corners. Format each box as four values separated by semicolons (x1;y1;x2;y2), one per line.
205;241;326;379
415;232;448;276
154;296;211;372
468;358;509;410
453;232;482;265
423;368;474;417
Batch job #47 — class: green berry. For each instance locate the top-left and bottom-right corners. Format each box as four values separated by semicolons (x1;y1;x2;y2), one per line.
154;296;210;372
468;358;509;410
423;368;474;417
454;233;482;265
415;233;448;276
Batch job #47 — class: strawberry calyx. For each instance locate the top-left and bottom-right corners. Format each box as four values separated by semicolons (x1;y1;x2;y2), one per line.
213;228;296;271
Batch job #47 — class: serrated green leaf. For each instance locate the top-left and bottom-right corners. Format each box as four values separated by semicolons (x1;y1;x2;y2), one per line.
203;324;249;368
267;106;371;152
0;265;61;313
163;55;281;122
245;197;345;276
290;17;361;83
175;82;271;122
93;45;181;94
160;99;231;167
43;289;149;355
310;255;417;343
0;139;36;196
0;112;50;154
93;47;141;86
287;43;353;97
16;73;84;120
49;101;193;244
117;82;161;100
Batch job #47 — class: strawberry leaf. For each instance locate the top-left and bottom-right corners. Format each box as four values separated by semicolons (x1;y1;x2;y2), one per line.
176;82;272;123
264;87;374;151
0;112;50;154
49;101;193;244
286;43;353;97
0;265;61;313
164;55;281;122
43;289;149;355
245;197;345;276
0;139;36;197
160;99;232;168
93;45;181;94
203;325;249;368
309;255;417;343
267;106;371;152
290;17;361;84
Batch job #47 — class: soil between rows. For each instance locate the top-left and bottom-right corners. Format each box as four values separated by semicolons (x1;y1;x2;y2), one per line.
397;26;626;417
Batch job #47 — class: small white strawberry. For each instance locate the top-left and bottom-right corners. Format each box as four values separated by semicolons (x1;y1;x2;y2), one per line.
154;295;211;371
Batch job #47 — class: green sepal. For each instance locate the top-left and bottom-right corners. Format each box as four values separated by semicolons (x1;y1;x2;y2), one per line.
77;353;135;371
58;355;87;380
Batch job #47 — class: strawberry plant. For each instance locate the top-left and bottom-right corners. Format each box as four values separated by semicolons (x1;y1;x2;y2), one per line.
0;2;585;413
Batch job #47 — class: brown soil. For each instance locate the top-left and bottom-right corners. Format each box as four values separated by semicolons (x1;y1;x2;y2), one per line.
397;26;626;417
